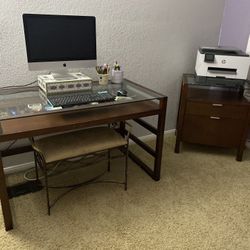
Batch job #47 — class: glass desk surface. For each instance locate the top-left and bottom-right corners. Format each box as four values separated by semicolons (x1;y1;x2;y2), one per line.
0;79;165;121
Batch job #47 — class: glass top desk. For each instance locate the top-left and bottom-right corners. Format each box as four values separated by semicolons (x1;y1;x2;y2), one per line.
0;78;167;231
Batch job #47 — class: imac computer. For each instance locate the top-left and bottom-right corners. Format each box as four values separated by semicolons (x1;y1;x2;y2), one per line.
23;14;97;80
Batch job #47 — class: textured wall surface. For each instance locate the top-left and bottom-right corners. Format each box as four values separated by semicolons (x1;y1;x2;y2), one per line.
0;0;225;128
0;1;225;168
219;0;250;51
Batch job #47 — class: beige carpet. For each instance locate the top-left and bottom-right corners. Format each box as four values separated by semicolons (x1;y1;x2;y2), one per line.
1;133;250;250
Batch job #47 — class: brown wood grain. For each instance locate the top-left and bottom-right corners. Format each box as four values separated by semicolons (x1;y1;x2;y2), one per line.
186;101;248;119
0;101;160;142
0;153;13;231
182;115;245;147
175;74;250;161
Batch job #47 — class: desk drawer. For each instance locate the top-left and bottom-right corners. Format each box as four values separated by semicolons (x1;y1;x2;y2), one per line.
186;101;248;119
182;115;244;147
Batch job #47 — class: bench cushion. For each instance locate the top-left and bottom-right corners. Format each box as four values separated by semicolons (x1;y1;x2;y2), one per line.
33;127;127;163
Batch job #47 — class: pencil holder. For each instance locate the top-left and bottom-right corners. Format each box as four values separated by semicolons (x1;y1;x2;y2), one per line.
111;69;123;84
98;74;109;85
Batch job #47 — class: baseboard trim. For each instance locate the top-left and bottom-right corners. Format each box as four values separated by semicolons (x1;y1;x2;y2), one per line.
135;129;175;142
4;129;176;175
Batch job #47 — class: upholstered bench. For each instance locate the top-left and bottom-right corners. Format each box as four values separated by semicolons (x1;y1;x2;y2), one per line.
30;126;130;215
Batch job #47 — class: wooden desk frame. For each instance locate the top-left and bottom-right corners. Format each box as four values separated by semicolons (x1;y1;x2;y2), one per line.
0;96;167;231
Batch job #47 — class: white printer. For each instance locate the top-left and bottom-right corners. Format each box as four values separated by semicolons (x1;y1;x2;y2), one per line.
195;47;250;81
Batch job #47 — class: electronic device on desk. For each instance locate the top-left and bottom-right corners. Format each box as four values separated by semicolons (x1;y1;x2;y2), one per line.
22;14;117;107
23;14;96;78
195;47;250;92
23;14;116;108
46;91;115;108
117;89;127;96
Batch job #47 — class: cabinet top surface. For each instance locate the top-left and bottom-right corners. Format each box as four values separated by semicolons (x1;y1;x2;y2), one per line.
183;74;250;105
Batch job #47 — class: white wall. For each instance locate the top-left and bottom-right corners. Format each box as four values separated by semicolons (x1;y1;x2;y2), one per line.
0;0;225;169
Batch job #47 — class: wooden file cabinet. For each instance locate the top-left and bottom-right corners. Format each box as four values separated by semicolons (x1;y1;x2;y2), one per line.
175;74;250;161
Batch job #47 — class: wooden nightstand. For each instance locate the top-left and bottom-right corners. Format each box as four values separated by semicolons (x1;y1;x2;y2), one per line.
175;74;250;161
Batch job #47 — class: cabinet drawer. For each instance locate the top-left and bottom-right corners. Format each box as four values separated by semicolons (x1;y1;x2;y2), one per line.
182;115;245;147
186;101;248;119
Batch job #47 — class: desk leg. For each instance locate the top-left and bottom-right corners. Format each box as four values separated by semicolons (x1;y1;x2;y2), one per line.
119;121;126;137
175;83;188;154
154;97;167;181
128;99;167;181
0;153;13;231
236;148;243;162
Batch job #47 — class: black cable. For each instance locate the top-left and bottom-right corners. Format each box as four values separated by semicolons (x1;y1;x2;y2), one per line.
2;140;17;151
0;88;38;95
0;80;37;90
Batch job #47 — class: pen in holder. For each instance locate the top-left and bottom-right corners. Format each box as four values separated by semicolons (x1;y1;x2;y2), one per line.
111;61;123;84
96;64;110;85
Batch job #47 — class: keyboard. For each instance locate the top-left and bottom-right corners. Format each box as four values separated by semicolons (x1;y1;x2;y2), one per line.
48;91;115;108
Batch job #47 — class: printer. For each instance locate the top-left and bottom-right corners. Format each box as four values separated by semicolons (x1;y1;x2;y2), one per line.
195;47;250;85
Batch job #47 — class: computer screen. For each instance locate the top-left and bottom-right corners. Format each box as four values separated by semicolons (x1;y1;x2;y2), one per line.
23;14;97;71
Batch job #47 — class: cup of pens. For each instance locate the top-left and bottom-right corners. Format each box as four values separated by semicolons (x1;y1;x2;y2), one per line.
96;64;110;85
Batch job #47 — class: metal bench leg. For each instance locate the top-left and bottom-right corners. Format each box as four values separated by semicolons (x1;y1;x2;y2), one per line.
108;150;111;172
44;166;51;216
34;152;39;182
124;145;128;191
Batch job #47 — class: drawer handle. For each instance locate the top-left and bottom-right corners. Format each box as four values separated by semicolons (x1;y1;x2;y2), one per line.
210;116;221;120
212;103;223;107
